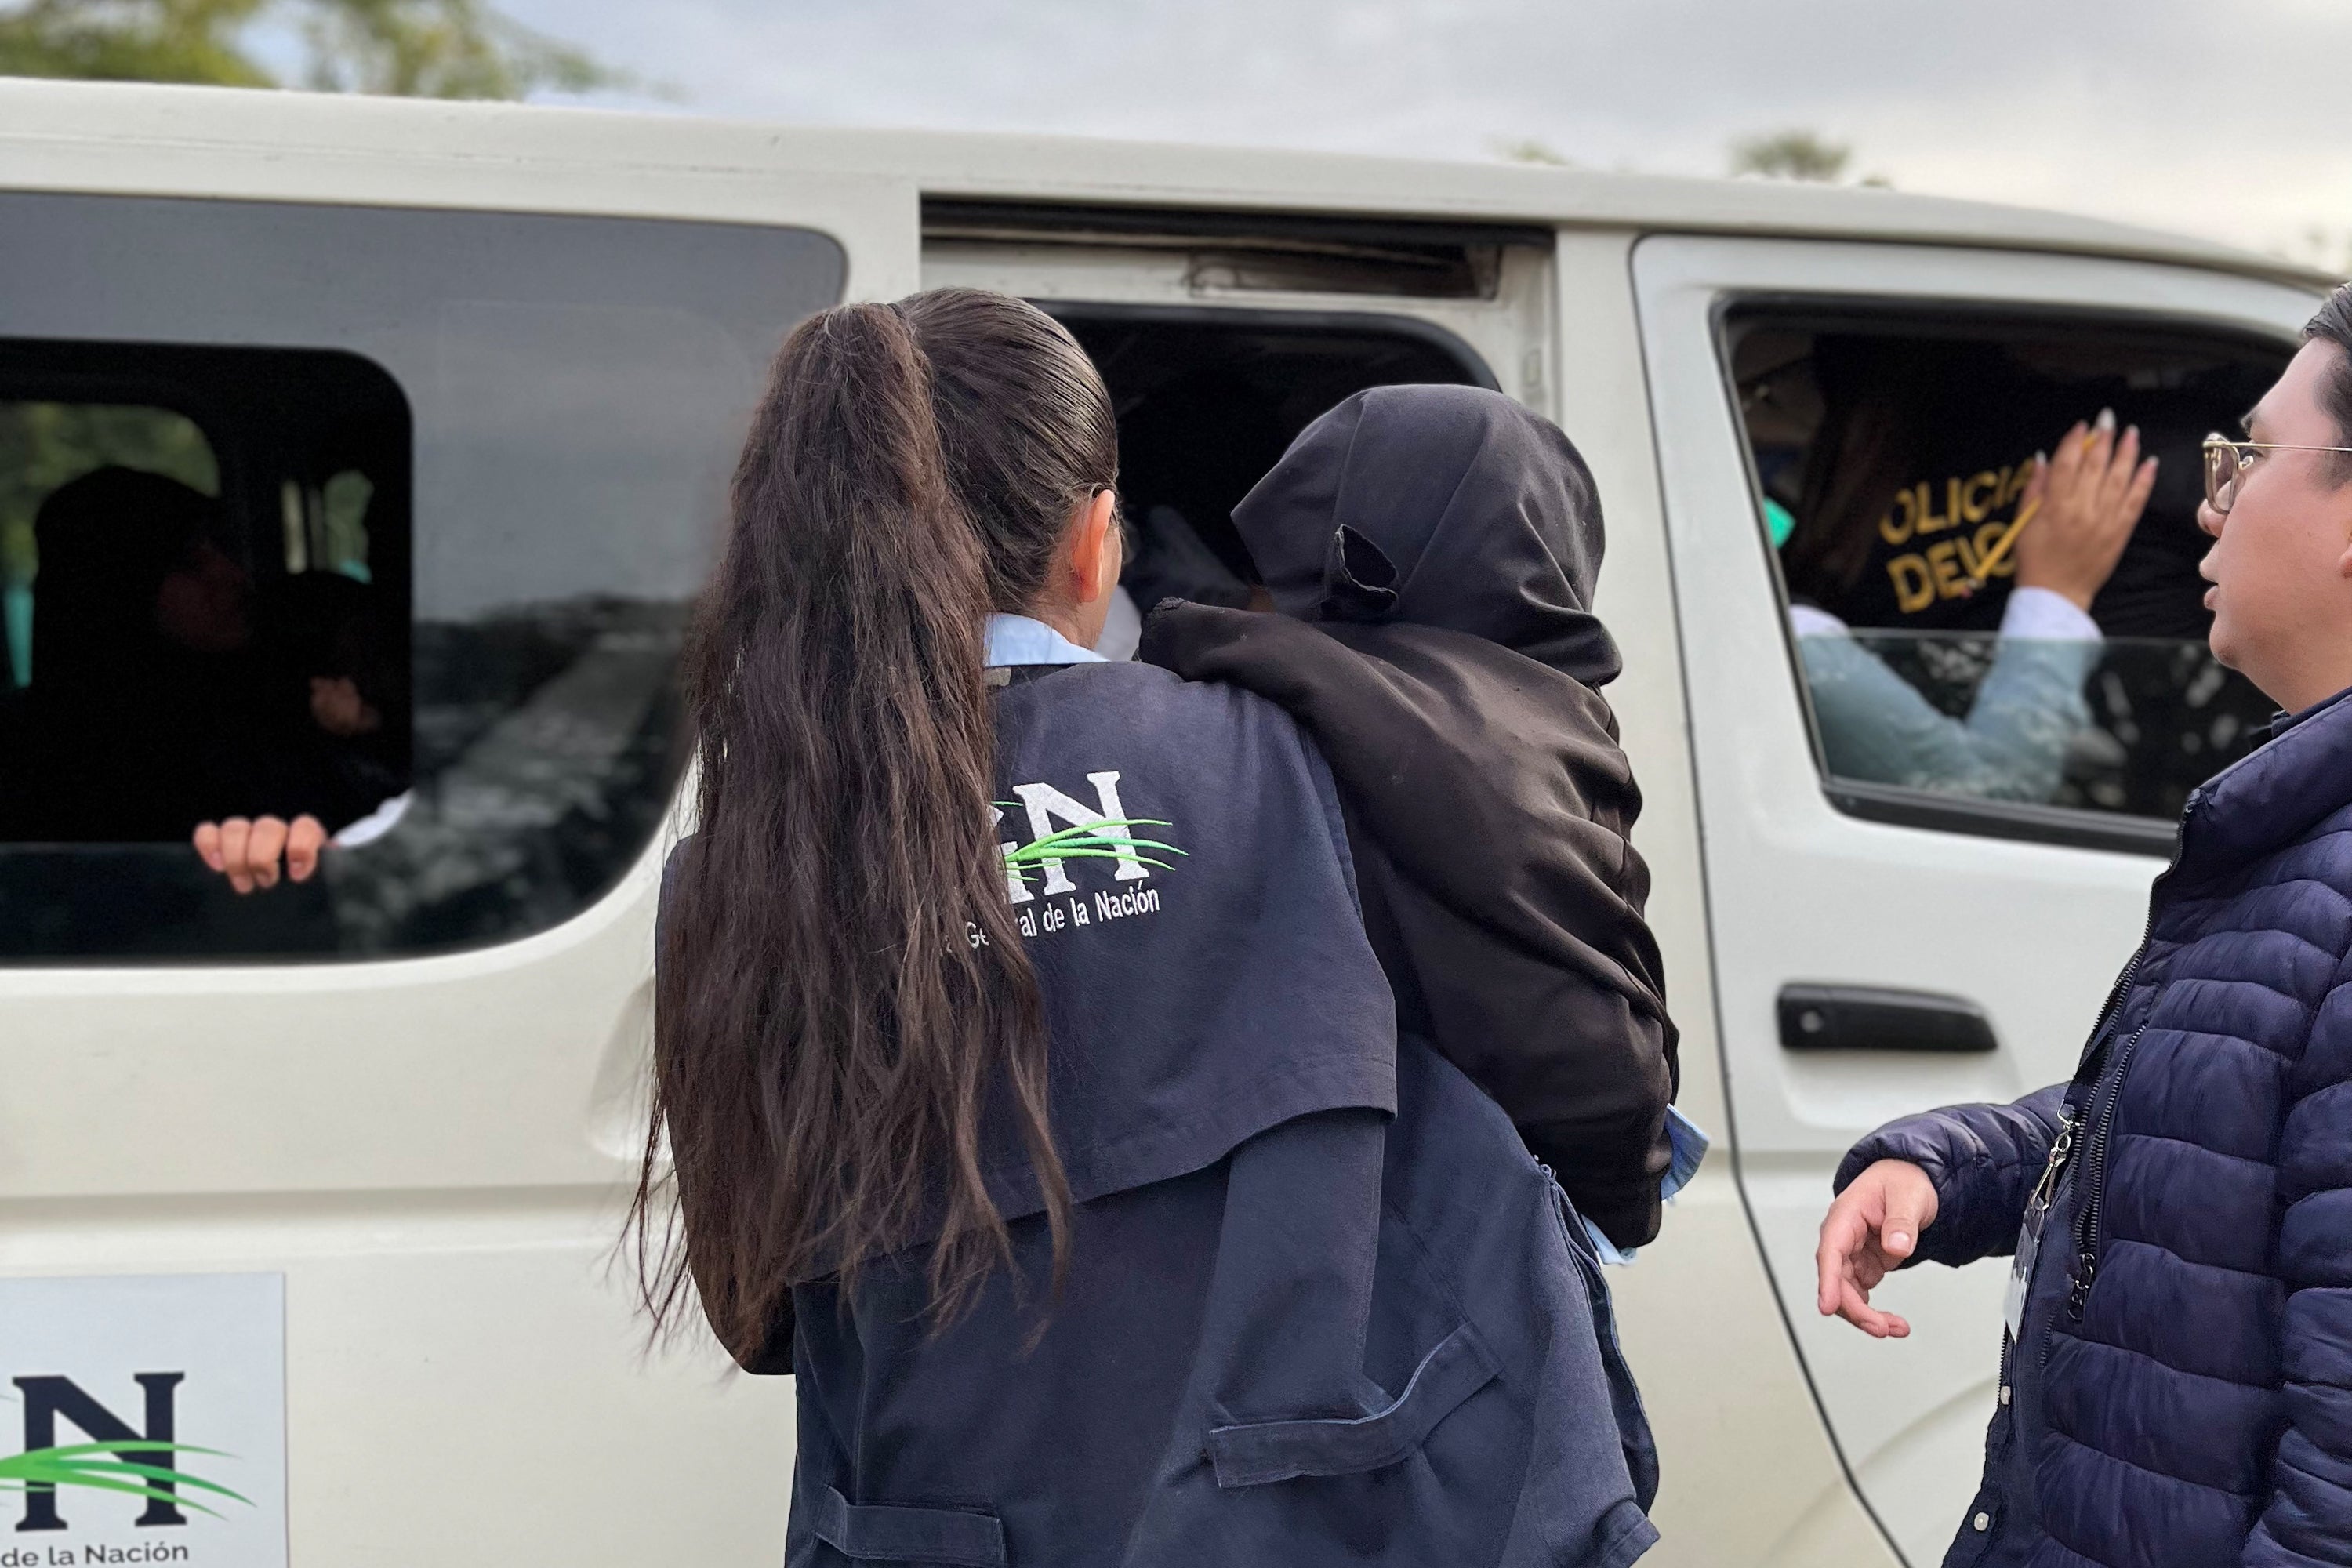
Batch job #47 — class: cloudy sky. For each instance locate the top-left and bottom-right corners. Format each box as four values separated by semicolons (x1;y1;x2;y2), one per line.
504;0;2352;265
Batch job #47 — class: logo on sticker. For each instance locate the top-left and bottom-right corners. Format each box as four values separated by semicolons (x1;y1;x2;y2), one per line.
0;1275;285;1566
4;1372;249;1539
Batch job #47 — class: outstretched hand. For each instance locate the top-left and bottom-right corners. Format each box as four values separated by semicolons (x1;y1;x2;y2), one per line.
2012;411;2159;612
193;814;328;894
1816;1158;1940;1338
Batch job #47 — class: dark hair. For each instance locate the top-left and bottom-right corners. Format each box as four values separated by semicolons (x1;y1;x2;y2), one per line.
2305;284;2352;478
629;289;1119;1355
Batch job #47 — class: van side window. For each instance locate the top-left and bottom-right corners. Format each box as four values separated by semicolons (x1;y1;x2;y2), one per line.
0;194;844;961
1730;311;2284;840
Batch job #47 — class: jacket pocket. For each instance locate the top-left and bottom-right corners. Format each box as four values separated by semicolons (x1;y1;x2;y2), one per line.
1555;1181;1660;1511
1203;1321;1500;1489
808;1484;1007;1567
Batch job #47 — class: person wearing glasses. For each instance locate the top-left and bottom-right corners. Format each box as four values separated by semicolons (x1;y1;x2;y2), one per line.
1814;282;2352;1568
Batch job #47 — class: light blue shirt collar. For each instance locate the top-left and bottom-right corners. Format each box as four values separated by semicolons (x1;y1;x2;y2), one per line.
985;612;1106;668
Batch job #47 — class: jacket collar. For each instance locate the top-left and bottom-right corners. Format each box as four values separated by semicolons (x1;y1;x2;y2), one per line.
2178;683;2352;881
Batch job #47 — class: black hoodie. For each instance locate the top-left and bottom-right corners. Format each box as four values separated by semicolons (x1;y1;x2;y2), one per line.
1139;384;1678;1247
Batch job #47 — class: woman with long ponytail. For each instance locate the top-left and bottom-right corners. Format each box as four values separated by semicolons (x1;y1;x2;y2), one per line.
635;289;1659;1568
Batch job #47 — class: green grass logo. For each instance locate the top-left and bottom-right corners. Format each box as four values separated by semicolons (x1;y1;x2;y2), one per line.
1000;815;1185;884
0;1440;249;1518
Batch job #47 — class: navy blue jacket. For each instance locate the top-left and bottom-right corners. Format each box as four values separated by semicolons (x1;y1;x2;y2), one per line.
1838;687;2352;1568
768;659;1657;1567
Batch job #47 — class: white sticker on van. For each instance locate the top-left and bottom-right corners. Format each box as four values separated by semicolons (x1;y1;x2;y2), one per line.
0;1274;285;1568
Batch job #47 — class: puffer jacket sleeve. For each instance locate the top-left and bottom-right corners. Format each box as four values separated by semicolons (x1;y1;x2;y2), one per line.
1831;1084;2067;1269
2244;966;2352;1567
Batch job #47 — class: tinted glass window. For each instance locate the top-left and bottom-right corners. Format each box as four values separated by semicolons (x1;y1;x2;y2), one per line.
0;194;844;960
1729;310;2286;834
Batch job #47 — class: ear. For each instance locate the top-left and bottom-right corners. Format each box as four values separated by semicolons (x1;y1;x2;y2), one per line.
1065;489;1120;606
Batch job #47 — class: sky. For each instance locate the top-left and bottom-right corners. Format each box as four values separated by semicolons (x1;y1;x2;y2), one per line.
503;0;2352;267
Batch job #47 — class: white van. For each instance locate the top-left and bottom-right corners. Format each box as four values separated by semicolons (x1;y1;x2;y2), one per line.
0;78;2326;1568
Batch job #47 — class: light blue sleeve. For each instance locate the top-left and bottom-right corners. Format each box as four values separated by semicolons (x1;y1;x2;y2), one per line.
1587;1107;1711;1266
1799;634;2100;804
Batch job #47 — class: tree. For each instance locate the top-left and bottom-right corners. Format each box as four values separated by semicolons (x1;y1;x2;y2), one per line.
0;0;614;99
1492;136;1577;169
1730;129;1853;183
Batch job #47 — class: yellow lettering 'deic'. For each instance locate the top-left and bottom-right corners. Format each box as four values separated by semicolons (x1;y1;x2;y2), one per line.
1926;539;1965;599
1962;470;1999;521
1878;486;1918;546
1888;554;1934;612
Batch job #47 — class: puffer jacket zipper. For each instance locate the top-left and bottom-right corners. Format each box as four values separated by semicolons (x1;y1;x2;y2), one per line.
2063;785;2205;1325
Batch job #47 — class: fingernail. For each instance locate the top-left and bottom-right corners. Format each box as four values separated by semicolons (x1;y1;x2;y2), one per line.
1888;1232;1911;1250
2096;407;2116;431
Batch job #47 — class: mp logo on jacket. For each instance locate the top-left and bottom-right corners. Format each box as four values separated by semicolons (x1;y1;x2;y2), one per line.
996;768;1184;938
0;1275;285;1567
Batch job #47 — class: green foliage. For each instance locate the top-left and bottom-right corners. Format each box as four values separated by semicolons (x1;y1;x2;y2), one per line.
1730;129;1853;183
0;0;616;98
297;0;609;97
0;401;217;586
0;0;270;85
1492;136;1576;169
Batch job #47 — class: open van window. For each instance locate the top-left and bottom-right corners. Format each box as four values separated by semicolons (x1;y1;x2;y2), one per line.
1054;307;1496;612
1727;308;2287;845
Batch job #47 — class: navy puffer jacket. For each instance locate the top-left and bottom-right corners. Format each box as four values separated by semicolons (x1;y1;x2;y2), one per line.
1838;686;2352;1568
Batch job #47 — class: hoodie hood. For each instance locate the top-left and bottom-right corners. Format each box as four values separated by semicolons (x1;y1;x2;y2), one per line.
1232;383;1621;687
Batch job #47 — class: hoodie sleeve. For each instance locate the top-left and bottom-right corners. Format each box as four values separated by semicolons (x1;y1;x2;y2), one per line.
1141;603;1680;1252
1356;838;1674;1250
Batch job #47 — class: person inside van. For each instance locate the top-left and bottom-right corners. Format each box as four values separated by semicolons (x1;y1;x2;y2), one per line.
637;289;1658;1567
1141;383;1690;1256
1787;408;2158;802
1814;282;2352;1568
190;571;413;892
5;466;276;840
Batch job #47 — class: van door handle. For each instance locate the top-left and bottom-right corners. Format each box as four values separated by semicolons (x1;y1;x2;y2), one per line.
1777;985;1998;1053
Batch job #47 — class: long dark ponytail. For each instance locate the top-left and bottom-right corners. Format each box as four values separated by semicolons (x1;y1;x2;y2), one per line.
630;289;1119;1352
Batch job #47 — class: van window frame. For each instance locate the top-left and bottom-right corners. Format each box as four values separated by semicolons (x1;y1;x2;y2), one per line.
1038;299;1501;391
1708;290;2297;860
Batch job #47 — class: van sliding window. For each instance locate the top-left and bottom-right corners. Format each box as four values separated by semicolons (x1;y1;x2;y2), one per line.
1726;307;2285;845
0;194;844;961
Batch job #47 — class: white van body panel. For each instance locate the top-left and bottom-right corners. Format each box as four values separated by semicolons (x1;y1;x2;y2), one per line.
0;78;2322;292
1552;231;1903;1568
1632;234;2321;1567
0;76;2328;1566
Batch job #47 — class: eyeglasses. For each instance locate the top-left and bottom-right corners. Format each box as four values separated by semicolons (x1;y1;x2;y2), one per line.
2202;433;2352;516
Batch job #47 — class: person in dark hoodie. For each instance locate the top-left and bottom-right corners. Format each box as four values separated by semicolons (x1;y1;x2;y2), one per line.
1142;383;1690;1252
640;293;1659;1568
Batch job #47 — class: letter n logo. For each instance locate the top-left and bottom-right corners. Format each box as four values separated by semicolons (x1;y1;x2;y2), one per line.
13;1374;185;1531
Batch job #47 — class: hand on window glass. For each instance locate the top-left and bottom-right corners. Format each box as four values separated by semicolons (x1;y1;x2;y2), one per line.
192;814;328;894
2012;412;2159;613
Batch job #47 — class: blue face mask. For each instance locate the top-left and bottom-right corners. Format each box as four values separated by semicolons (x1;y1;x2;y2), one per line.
1764;496;1797;549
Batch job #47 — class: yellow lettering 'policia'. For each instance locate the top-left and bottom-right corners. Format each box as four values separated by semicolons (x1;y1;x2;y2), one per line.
1877;463;2036;613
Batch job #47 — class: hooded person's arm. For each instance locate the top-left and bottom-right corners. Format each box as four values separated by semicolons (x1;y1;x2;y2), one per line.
1142;603;1679;1250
